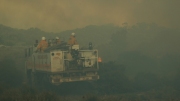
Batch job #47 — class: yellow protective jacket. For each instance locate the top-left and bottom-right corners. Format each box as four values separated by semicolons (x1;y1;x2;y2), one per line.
67;35;78;45
37;40;48;52
98;57;102;62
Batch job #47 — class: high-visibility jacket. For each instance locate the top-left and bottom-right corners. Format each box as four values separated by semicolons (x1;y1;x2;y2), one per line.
98;57;102;62
67;35;78;45
37;40;48;52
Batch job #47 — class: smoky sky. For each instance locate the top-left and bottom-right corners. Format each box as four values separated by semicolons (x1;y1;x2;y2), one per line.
0;0;180;32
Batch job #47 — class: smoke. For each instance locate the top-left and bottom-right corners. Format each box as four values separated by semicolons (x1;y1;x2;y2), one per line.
0;0;180;32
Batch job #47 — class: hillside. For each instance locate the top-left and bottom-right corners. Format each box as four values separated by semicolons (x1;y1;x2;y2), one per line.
0;24;117;47
1;23;180;62
1;23;180;100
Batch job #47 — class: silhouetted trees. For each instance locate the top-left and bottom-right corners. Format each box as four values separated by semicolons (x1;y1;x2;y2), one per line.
1;23;180;100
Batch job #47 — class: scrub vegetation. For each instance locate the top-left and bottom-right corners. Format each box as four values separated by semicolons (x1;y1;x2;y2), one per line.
0;23;180;100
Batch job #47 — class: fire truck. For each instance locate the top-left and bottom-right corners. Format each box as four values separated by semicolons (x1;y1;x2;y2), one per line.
25;40;100;85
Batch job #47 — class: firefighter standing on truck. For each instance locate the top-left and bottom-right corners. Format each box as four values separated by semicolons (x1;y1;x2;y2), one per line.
56;37;61;44
67;33;78;45
67;33;78;67
37;37;48;52
98;57;102;67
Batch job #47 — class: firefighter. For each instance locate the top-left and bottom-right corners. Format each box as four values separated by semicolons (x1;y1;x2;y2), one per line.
37;37;48;52
56;37;61;44
98;57;102;63
67;33;78;45
98;57;102;67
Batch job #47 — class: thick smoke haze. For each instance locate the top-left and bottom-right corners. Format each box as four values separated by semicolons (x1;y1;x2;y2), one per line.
1;1;180;100
0;0;180;32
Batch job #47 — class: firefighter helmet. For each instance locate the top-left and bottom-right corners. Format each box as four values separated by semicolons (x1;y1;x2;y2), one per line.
71;33;75;36
42;37;46;40
56;37;59;39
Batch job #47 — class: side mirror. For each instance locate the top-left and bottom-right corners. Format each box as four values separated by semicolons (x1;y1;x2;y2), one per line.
89;42;93;50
